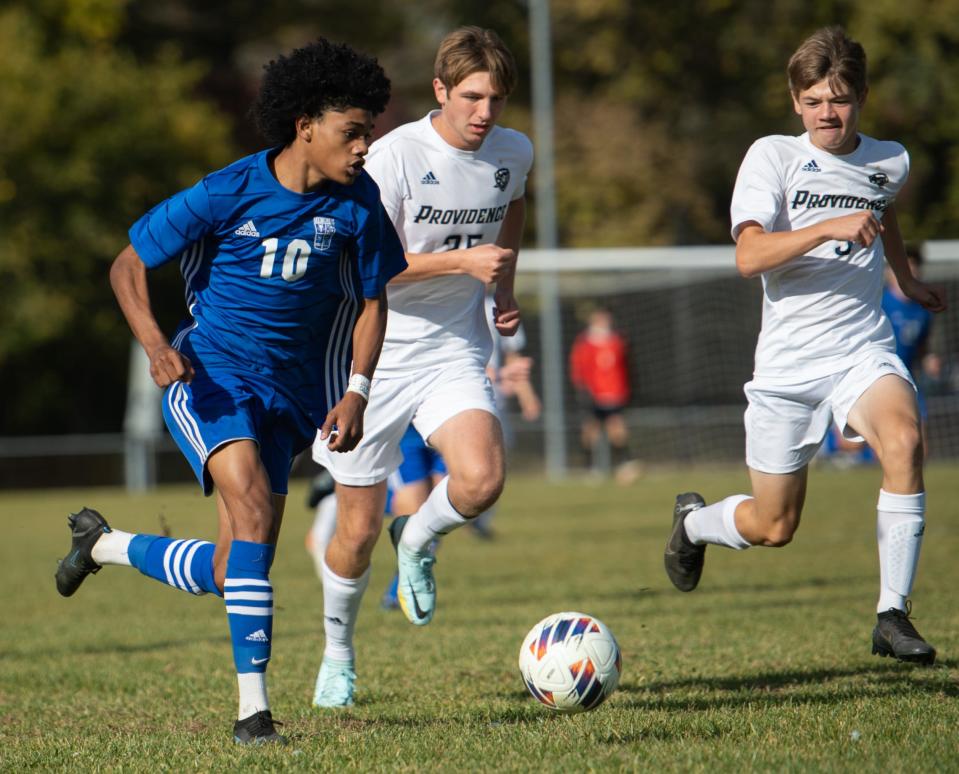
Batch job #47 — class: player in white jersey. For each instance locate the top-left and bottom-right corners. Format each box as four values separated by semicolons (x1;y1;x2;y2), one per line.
310;27;532;705
664;26;945;665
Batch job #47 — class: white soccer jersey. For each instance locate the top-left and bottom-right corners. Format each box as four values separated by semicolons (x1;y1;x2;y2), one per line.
364;112;533;376
731;132;908;380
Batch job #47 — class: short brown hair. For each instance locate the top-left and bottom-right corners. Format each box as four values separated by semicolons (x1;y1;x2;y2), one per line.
434;26;517;95
787;26;867;100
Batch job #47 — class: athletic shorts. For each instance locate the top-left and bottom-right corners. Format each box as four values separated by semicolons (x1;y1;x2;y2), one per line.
163;367;317;497
744;350;916;474
313;359;497;486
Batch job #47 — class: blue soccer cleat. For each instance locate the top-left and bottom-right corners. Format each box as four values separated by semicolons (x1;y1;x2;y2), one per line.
312;656;356;708
388;516;436;626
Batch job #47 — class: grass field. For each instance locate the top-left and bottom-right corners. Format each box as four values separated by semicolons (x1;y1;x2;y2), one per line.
4;464;958;771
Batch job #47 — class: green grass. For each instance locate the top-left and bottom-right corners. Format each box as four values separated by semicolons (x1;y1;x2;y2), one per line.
4;464;958;771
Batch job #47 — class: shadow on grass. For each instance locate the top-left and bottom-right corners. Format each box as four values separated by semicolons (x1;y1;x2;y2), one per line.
614;659;959;712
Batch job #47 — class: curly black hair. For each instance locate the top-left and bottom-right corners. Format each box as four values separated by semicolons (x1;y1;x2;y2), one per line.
251;38;391;147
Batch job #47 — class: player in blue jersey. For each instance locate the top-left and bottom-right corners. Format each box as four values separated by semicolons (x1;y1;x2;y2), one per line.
53;39;406;745
883;245;935;448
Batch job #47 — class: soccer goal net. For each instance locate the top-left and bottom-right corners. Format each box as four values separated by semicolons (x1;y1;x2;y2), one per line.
508;242;959;473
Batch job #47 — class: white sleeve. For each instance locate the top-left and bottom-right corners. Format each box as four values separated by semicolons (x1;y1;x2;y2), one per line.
364;140;407;224
510;132;534;200
730;138;785;241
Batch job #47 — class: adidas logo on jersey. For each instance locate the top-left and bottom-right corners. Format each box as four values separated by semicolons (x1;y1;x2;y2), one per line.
801;159;821;172
245;629;269;643
420;171;440;185
234;220;261;237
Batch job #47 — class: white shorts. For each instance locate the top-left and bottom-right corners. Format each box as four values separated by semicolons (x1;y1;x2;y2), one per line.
744;350;915;474
313;359;498;486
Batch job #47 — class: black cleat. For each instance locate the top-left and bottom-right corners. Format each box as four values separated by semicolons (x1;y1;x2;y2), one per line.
872;606;937;665
306;467;336;509
664;493;707;592
233;710;287;745
55;507;111;597
388;514;409;550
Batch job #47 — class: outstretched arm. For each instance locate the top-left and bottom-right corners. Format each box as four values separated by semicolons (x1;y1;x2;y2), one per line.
109;244;194;387
320;290;388;452
735;211;884;278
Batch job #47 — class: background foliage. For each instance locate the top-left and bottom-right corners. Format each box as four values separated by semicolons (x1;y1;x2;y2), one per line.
3;0;959;433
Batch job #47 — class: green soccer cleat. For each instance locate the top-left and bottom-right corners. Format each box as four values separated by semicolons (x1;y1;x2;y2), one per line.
389;516;436;626
312;656;356;708
55;507;111;597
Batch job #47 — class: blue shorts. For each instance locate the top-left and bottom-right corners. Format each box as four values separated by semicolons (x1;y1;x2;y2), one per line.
162;366;317;497
384;426;446;512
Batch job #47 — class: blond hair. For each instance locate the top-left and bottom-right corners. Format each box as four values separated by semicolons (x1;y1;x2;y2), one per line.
434;26;517;95
788;26;867;99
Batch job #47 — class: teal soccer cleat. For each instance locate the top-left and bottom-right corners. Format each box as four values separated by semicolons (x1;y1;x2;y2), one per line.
388;516;436;626
312;656;356;708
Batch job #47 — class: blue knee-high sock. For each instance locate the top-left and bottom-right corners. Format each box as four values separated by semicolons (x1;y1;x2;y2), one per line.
224;540;276;674
128;535;221;597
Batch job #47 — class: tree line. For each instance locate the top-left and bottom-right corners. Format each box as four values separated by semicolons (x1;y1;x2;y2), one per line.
3;0;958;434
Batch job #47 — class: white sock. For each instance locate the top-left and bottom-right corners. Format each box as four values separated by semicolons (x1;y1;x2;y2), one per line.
399;476;467;552
684;495;751;549
237;672;269;720
321;560;370;662
308;495;339;578
877;489;925;613
90;529;134;566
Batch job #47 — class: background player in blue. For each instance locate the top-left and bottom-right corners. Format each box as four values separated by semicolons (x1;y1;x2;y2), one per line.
884;245;935;451
54;39;405;745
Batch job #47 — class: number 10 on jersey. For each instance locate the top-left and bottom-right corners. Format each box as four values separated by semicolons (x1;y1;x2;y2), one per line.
260;238;311;281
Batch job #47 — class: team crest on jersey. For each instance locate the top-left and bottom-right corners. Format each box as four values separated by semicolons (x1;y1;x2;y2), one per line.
313;217;336;250
868;171;889;188
494;167;510;191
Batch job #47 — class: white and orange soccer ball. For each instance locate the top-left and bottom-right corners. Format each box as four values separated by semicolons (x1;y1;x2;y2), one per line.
518;611;622;713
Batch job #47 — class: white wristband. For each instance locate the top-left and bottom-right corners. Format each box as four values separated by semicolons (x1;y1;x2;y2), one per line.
346;373;371;402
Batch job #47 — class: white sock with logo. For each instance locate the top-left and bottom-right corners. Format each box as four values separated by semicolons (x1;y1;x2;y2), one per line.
683;495;752;549
877;489;925;613
321;560;370;662
399;476;467;552
237;673;269;720
90;529;134;566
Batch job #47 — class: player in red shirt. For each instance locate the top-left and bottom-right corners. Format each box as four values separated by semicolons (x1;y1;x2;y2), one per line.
569;309;634;476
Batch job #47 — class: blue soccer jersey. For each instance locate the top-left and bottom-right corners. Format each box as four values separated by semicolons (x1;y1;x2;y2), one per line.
130;149;406;418
882;288;933;372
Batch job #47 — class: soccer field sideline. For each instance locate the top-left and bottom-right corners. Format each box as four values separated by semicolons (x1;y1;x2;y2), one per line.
4;465;958;770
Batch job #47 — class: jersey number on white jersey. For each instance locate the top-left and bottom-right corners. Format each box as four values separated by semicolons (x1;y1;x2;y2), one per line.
443;234;482;251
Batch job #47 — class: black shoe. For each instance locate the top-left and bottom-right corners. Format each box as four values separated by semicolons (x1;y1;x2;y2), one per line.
55;507;111;597
306;467;336;509
872;606;937;665
664;493;706;592
388;514;409;550
233;710;287;745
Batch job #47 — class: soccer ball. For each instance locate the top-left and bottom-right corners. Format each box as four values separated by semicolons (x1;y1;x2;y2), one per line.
518;611;622;713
